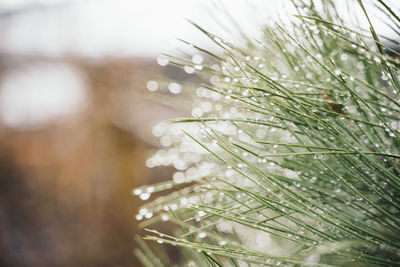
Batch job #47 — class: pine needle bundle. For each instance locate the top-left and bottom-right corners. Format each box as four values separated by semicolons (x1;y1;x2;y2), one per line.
134;1;400;266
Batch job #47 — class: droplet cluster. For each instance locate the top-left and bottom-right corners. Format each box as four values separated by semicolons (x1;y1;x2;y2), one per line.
134;2;400;265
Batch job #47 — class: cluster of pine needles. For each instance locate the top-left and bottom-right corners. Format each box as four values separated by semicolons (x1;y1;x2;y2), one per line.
134;0;400;266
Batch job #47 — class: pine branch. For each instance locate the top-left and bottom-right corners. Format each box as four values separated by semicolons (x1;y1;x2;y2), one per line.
136;1;400;266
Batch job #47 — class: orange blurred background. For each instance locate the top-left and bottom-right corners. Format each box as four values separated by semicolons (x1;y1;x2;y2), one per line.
0;2;186;265
0;57;175;266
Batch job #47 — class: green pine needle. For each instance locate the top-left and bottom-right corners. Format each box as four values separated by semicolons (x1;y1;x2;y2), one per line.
135;1;400;266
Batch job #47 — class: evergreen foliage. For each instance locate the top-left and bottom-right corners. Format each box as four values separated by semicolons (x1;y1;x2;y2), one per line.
134;1;400;266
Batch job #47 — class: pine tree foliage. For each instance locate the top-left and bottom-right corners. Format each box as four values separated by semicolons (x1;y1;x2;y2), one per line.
134;0;400;266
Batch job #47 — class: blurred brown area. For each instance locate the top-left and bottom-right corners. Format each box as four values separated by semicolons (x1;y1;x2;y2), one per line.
0;57;170;266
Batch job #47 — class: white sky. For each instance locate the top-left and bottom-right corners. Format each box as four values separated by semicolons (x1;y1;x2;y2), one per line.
0;0;398;57
0;0;288;57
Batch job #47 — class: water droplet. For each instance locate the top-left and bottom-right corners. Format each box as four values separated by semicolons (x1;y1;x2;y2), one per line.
140;192;151;200
180;197;189;206
200;101;212;113
184;65;195;74
191;107;203;117
152;123;166;137
168;82;182;94
160;135;172;147
256;128;267;138
374;56;382;64
192;54;203;64
173;172;185;184
218;240;227;246
213;36;221;43
146;80;158;91
161;214;169;221
139;208;148;215
198;232;207;239
268;162;275;167
340;54;348;61
157;56;169;66
145;158;155;168
313;153;323;160
147;186;155;193
197;211;206;217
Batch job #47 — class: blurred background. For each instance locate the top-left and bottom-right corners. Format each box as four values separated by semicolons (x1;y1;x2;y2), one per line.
0;0;397;266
